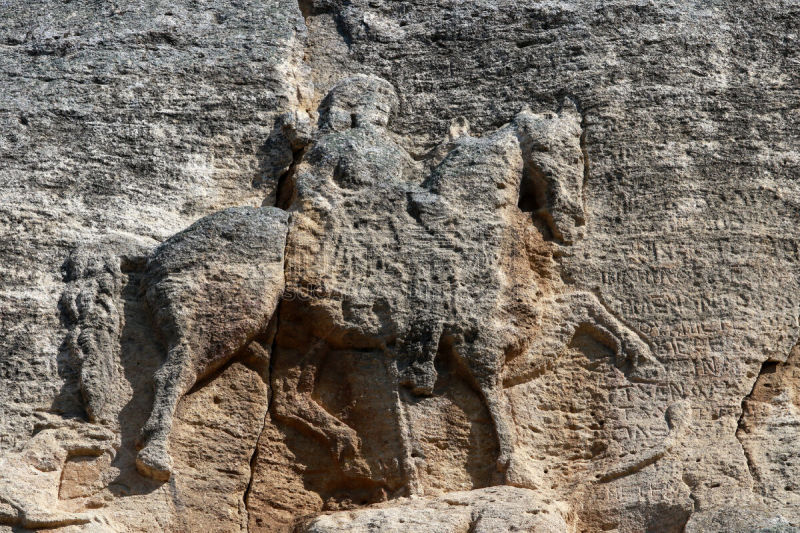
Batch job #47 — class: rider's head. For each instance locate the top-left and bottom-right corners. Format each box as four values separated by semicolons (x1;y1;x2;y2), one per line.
318;75;398;132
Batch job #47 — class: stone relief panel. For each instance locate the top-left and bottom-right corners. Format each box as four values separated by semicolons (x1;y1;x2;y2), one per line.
1;75;682;532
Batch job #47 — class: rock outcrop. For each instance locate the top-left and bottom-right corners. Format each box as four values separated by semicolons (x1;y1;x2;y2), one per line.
1;0;799;532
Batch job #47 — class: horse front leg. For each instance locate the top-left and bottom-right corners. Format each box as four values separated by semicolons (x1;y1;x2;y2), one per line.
567;291;665;382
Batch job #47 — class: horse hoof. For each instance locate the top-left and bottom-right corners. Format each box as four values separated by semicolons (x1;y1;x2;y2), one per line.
136;444;173;481
496;452;511;473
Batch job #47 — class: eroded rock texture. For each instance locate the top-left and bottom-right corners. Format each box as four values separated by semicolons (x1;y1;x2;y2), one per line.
1;0;799;532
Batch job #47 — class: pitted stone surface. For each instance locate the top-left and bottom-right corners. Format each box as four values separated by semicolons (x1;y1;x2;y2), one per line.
1;1;799;532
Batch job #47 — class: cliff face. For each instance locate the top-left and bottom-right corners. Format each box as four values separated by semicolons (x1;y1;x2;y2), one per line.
1;1;799;531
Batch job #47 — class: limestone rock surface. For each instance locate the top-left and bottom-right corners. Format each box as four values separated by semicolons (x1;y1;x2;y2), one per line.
301;486;570;533
1;0;799;532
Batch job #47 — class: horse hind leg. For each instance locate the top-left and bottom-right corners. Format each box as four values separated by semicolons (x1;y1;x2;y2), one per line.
136;344;196;481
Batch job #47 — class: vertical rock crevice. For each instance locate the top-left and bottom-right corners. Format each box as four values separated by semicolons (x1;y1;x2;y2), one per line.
735;360;775;488
735;347;797;495
242;309;282;532
242;213;293;529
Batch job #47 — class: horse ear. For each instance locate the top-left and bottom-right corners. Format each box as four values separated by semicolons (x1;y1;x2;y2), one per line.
557;96;580;118
448;116;470;140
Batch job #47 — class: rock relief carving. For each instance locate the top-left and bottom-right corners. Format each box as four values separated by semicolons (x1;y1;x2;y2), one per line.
133;75;664;489
0;413;118;530
0;75;668;520
60;248;125;425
